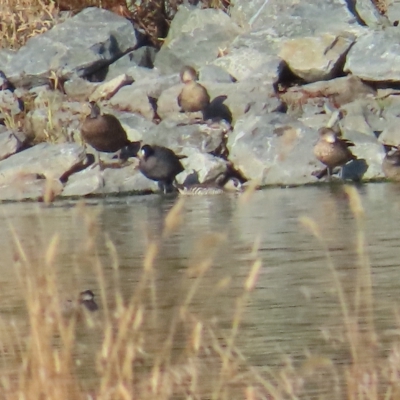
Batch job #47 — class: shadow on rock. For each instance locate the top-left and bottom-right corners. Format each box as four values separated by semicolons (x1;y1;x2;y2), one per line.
341;159;369;181
203;95;232;124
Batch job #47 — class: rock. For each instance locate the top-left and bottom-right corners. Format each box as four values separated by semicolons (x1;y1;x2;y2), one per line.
387;1;400;25
206;80;282;123
0;131;26;161
354;0;391;28
213;48;282;82
107;64;160;83
378;115;400;146
340;99;384;135
109;85;155;120
154;7;241;74
0;50;16;72
62;164;104;196
107;110;157;142
178;152;229;184
279;33;355;83
142;119;227;156
89;74;133;102
281;76;376;117
157;85;183;119
0;174;63;201
227;112;321;185
198;65;234;83
97;163;159;194
3;7;138;88
345;28;400;82
24;98;83;143
0;90;23;121
64;76;98;101
105;46;157;80
230;0;360;34
0;143;86;185
343;130;385;180
158;78;281;124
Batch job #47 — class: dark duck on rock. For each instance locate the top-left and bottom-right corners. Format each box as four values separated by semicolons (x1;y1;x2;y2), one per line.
138;144;185;193
81;102;141;159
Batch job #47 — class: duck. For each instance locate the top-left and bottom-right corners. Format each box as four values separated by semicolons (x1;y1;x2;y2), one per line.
382;146;400;181
177;66;210;113
313;127;356;179
177;176;243;196
138;144;185;193
62;289;99;317
81;102;141;159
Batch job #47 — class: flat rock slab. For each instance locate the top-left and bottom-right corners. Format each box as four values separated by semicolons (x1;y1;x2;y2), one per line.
230;0;360;35
0;143;86;185
0;131;26;161
3;7;138;88
154;7;241;74
345;28;400;82
227;112;321;186
98;164;159;195
0;174;63;201
279;34;355;82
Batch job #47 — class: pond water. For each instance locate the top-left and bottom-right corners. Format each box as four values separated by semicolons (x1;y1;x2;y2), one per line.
0;183;400;398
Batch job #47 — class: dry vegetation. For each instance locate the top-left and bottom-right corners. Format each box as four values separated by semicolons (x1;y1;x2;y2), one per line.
0;0;231;50
0;187;398;399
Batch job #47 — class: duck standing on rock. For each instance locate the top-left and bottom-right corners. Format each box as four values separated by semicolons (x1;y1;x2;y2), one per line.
178;65;210;114
382;146;400;181
138;144;185;193
81;101;141;161
313;127;356;179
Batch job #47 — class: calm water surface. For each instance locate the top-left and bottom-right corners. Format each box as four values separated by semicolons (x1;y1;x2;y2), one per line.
0;183;400;397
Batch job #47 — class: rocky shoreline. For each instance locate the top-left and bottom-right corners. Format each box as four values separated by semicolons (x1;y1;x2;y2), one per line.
0;0;399;201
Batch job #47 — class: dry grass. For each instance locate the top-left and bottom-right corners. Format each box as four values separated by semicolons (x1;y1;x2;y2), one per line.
0;186;399;399
0;0;232;50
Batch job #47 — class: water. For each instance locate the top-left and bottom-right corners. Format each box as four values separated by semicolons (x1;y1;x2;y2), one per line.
1;183;400;398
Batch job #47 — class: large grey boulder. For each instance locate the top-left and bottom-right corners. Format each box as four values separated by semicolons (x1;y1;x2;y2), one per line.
230;0;360;34
345;28;400;82
0;143;86;184
154;6;242;74
227;112;320;185
2;7;138;88
279;33;355;83
142;119;227;156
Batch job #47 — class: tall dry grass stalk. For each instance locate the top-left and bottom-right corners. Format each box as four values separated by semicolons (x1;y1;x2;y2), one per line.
0;192;270;400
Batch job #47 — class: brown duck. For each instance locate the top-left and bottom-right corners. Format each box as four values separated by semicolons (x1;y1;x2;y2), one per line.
177;66;210;113
81;102;140;158
313;127;356;179
382;146;400;181
138;144;185;193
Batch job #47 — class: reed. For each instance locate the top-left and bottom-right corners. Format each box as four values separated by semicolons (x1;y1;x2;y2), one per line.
0;184;399;399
